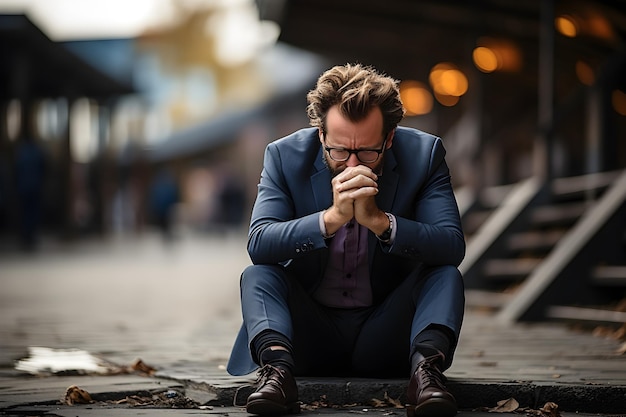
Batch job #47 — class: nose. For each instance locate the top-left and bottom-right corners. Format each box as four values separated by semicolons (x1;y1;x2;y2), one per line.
346;153;360;167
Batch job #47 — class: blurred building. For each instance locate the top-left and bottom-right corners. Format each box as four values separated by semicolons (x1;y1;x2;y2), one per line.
0;3;326;242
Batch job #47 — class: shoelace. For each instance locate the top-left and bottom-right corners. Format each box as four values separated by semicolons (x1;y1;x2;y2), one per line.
233;365;285;407
256;364;284;382
418;357;447;389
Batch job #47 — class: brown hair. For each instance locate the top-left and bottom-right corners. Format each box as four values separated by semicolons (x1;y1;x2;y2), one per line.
306;63;405;137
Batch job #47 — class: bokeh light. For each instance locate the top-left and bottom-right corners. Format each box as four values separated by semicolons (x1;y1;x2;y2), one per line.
613;89;626;116
555;15;578;37
429;63;468;97
473;47;499;73
399;80;433;116
472;38;522;73
575;60;595;86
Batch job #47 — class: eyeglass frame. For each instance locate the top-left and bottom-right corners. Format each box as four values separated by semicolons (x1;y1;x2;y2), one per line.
322;133;388;164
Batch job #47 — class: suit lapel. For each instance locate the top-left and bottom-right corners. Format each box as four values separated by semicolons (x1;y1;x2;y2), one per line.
375;151;399;212
369;151;399;265
311;148;333;211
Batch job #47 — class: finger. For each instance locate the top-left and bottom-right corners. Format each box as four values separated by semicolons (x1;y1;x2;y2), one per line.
347;186;379;199
338;175;379;193
337;165;378;182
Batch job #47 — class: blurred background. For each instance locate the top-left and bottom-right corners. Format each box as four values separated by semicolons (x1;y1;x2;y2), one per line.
0;0;625;331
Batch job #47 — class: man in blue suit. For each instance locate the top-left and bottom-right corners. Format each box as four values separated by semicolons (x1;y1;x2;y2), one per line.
228;64;465;417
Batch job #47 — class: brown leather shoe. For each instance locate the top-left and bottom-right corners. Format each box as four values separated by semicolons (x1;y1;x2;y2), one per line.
246;364;300;415
406;353;457;417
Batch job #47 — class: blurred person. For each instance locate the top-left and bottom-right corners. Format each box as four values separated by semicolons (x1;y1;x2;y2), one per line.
14;135;47;251
227;64;465;417
148;168;179;241
215;172;246;231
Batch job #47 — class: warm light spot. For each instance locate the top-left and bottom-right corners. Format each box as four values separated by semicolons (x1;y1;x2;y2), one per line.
612;90;626;116
555;15;578;37
473;47;498;73
473;37;522;72
434;92;459;107
575;61;595;86
400;80;433;116
429;63;468;97
429;63;454;89
587;13;615;42
440;69;468;96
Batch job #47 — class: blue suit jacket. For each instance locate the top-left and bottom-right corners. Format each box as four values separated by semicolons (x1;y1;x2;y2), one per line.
227;127;465;375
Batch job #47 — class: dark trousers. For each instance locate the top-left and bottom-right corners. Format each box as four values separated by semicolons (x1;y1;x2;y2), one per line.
240;264;464;378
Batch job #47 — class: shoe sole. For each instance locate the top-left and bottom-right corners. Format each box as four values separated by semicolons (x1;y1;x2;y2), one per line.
406;399;457;417
246;399;301;415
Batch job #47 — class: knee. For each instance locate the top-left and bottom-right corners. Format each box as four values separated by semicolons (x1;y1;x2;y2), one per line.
424;265;462;281
240;264;289;292
421;265;464;293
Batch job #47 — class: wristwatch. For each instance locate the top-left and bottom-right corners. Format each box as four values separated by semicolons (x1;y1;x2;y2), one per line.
376;212;393;242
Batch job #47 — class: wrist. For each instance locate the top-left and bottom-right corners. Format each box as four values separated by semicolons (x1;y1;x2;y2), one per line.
376;212;393;242
323;207;348;236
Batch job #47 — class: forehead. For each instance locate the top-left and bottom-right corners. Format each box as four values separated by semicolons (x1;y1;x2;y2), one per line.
325;105;384;146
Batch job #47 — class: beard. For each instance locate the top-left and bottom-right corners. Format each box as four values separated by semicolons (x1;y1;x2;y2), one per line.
322;152;385;178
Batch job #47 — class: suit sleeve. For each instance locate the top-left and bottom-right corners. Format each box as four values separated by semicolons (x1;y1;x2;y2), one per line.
387;138;466;266
246;142;326;265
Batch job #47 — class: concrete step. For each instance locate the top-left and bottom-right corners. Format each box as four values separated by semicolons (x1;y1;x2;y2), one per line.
530;202;587;227
546;305;626;325
591;265;626;286
483;258;542;281
506;230;565;253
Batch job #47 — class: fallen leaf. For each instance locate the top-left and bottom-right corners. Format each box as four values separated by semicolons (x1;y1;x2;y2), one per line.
302;395;331;410
130;358;157;375
539;401;560;417
383;392;404;409
369;398;386;408
488;397;519;413
369;392;403;409
62;385;93;405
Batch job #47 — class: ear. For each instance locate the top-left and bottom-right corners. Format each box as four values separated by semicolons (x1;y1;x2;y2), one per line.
318;128;324;144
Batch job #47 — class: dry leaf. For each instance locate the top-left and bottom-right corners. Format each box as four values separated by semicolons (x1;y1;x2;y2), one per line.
302;395;331;410
488;397;519;413
369;398;386;408
62;385;93;405
539;402;560;417
369;392;403;409
130;358;157;375
383;392;404;409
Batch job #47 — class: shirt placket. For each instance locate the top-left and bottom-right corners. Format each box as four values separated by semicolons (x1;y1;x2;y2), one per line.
342;220;358;300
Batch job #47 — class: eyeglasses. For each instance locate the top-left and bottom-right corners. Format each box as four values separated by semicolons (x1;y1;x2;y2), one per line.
323;136;387;164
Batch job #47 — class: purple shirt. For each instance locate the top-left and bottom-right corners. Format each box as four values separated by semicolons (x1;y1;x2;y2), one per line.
313;218;373;308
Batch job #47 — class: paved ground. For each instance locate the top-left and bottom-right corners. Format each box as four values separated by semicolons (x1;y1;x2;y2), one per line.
1;230;625;416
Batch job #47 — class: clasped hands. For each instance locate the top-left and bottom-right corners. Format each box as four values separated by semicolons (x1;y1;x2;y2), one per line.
323;165;389;237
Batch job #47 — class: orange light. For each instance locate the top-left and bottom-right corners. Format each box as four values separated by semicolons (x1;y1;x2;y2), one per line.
434;92;459;107
612;90;626;116
473;47;498;73
400;80;433;116
429;63;468;97
575;61;595;86
473;37;522;73
555;15;578;37
587;14;614;42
